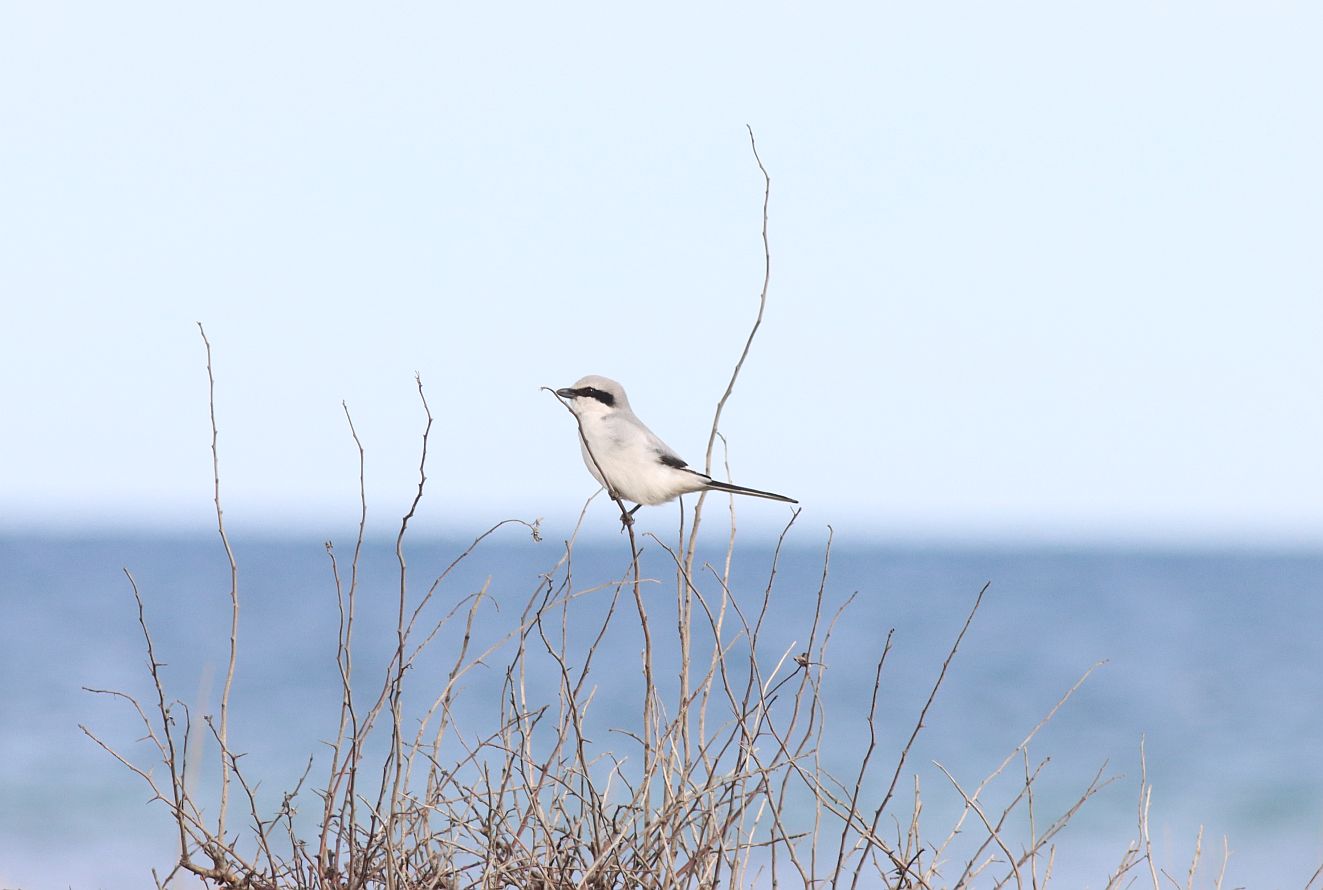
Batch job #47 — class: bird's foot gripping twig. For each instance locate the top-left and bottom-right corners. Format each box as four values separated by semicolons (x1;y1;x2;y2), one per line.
618;502;642;531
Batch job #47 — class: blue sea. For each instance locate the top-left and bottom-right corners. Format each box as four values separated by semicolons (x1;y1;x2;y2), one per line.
1;530;1321;889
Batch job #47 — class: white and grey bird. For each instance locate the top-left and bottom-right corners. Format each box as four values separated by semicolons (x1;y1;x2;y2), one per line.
554;375;797;517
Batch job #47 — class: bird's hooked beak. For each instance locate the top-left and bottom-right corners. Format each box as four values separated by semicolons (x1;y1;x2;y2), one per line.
555;387;579;400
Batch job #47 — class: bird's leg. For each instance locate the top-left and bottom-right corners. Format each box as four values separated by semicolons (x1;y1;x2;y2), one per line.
618;503;642;530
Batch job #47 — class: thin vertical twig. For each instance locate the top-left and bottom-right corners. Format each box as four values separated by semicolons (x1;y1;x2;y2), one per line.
318;400;368;881
197;322;240;846
383;373;434;888
686;124;775;569
1140;739;1162;890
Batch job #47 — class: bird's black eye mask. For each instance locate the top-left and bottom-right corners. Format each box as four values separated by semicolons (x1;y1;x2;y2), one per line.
575;387;615;407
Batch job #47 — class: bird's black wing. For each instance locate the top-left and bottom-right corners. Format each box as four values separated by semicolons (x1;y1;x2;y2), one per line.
656;451;688;470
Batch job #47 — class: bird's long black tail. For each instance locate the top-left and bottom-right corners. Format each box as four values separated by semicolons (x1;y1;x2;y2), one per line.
703;478;798;504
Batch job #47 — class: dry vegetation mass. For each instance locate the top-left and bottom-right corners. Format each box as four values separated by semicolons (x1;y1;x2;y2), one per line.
83;132;1269;890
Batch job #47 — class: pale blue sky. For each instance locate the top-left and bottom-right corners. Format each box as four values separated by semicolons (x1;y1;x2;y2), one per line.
2;4;1320;544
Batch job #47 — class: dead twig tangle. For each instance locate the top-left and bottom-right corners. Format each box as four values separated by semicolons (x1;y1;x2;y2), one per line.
83;136;1251;890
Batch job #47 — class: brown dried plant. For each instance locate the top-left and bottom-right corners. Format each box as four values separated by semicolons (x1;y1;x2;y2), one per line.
81;130;1243;890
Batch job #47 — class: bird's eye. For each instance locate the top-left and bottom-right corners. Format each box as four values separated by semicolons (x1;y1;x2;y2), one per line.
579;386;615;407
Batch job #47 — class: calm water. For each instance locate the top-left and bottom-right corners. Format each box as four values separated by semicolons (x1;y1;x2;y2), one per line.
1;531;1321;888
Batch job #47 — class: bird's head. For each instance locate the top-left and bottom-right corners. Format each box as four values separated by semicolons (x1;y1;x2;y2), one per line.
555;375;628;418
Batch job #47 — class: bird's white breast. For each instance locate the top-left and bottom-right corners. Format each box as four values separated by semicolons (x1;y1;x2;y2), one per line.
576;411;708;505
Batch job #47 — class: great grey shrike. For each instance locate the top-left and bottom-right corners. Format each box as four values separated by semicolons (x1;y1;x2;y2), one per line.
554;375;797;518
